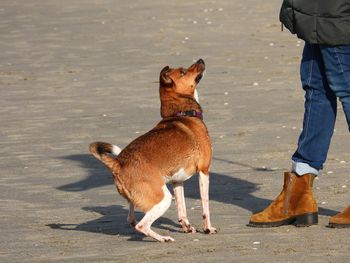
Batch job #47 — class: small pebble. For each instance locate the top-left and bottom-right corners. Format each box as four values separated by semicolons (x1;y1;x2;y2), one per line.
224;91;229;95
102;114;107;117
327;171;333;174
193;239;199;242
269;42;275;46
340;160;346;164
342;185;347;188
224;102;229;105
253;241;260;245
253;82;259;86
321;201;327;205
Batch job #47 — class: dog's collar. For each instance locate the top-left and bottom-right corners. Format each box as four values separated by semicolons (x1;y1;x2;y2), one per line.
175;110;203;120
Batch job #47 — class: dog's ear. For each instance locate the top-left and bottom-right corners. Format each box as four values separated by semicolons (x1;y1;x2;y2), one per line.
159;66;173;86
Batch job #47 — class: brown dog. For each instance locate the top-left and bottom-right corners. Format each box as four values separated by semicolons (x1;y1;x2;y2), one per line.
89;59;216;242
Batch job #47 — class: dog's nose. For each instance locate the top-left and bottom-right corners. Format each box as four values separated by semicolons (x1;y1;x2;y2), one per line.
197;59;205;65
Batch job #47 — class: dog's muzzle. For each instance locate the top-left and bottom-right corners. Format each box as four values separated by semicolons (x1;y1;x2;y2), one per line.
195;73;203;83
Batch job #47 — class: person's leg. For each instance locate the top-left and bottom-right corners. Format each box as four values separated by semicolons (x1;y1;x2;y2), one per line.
321;45;350;130
249;43;336;227
320;44;350;228
292;44;337;175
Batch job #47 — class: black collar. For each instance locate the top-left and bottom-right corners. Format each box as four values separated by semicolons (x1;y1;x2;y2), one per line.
175;110;203;120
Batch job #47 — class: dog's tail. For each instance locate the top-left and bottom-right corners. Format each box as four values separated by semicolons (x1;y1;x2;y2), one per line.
89;142;122;171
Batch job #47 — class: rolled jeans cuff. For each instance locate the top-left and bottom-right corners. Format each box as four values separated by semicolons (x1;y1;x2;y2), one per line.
291;161;319;176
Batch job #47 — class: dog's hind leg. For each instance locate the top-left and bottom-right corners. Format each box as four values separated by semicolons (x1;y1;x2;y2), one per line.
135;185;174;242
199;171;217;234
127;203;137;227
173;182;196;233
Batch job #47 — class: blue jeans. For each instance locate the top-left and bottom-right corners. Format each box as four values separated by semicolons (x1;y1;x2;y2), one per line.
292;43;350;175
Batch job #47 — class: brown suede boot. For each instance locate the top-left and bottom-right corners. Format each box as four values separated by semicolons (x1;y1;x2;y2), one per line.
328;205;350;228
248;172;318;227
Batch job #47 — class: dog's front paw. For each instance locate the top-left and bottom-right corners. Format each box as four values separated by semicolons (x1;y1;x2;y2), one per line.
183;225;197;233
179;219;197;233
203;227;217;234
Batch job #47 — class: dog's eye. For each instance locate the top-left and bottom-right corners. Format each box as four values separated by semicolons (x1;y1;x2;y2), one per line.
180;69;187;76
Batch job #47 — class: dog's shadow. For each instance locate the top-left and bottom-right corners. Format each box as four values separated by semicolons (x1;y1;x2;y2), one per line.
56;154;273;213
47;205;181;242
51;154;338;238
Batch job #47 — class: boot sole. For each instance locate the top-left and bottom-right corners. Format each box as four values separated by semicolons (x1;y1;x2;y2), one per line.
327;223;350;228
247;212;318;228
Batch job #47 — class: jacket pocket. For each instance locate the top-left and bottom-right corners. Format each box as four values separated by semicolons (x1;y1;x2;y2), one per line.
279;1;296;34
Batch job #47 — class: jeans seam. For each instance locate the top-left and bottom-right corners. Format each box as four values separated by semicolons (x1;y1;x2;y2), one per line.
299;46;315;152
300;89;314;151
307;47;314;87
333;47;350;90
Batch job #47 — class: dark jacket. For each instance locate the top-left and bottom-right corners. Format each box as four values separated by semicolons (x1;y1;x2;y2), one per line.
280;0;350;45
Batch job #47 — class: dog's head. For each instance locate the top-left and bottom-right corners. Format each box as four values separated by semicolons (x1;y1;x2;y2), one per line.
159;59;205;102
